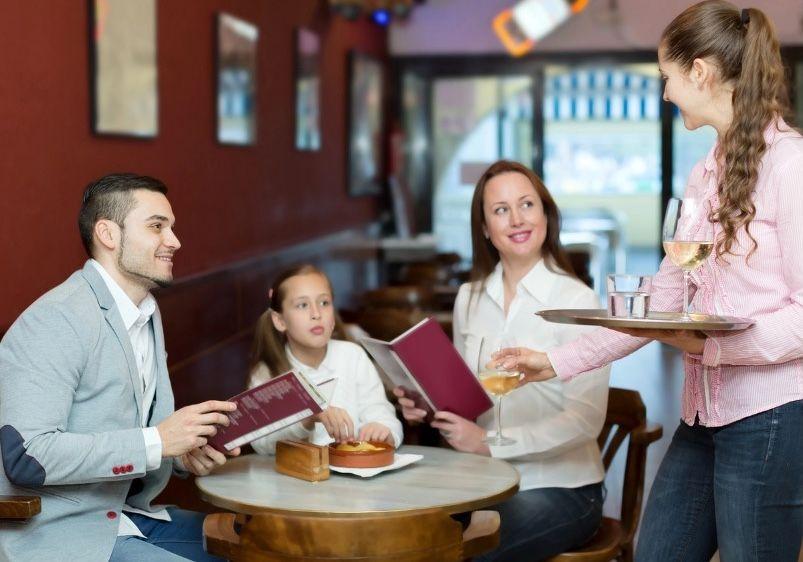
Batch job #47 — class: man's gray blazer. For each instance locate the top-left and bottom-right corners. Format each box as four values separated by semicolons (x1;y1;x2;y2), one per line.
0;261;176;561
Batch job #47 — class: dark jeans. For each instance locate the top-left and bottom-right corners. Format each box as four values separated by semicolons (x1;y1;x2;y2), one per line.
475;482;603;562
110;507;224;561
636;400;803;562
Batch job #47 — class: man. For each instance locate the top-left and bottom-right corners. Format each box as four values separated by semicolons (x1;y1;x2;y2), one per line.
0;174;239;561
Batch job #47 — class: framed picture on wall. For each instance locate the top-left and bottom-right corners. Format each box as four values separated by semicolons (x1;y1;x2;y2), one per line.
216;13;258;145
347;51;385;196
89;0;158;137
294;27;321;151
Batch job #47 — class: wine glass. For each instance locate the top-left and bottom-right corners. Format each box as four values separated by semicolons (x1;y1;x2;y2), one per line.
477;336;520;446
662;197;714;320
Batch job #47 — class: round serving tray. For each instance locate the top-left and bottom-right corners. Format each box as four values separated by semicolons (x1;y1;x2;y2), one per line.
536;309;754;331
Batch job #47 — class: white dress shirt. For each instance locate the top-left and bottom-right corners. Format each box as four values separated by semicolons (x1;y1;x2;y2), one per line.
452;259;610;491
89;260;169;536
249;339;404;453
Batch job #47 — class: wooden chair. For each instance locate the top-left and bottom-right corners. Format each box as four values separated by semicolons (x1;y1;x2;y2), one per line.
360;285;437;312
203;508;500;561
546;388;663;562
0;496;41;521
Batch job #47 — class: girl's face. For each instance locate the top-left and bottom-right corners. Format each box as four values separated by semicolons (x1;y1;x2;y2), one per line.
658;47;711;131
482;171;547;263
271;273;336;354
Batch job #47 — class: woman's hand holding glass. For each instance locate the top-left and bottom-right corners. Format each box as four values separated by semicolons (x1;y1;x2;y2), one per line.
478;336;522;446
491;346;557;385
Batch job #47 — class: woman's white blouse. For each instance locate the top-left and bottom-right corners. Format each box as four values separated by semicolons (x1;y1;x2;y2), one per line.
249;339;404;454
453;259;610;490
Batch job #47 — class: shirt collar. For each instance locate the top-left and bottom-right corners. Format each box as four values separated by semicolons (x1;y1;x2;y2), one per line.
286;343;336;378
89;259;156;331
484;258;559;308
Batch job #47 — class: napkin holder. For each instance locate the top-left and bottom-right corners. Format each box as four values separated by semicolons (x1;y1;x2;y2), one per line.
275;440;330;482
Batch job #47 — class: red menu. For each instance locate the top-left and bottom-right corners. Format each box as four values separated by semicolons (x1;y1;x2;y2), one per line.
360;317;493;421
208;371;326;452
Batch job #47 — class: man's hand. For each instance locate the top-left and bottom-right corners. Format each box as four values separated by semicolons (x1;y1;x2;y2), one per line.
430;411;489;455
392;388;429;424
181;445;241;476
492;347;557;385
610;327;706;354
157;400;237;458
314;406;354;442
358;422;394;445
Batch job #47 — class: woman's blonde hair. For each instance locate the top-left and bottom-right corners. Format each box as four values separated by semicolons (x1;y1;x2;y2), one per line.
248;264;349;386
661;0;791;260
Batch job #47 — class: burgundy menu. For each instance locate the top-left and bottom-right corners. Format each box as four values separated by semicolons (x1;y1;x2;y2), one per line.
208;371;325;452
360;317;493;421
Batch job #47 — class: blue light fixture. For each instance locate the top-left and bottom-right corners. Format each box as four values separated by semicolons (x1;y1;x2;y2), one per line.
371;8;392;26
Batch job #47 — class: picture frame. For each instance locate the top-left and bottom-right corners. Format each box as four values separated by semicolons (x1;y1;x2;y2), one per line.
216;12;258;145
294;27;321;151
347;51;385;196
89;0;158;137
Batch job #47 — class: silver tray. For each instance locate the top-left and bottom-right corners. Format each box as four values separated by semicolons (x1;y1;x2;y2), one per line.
536;309;754;331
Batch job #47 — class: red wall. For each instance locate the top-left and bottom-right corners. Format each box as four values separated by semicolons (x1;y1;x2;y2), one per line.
0;1;385;330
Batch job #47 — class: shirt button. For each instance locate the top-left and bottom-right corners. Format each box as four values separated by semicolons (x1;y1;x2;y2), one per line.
112;466;120;475
107;511;117;520
125;464;134;473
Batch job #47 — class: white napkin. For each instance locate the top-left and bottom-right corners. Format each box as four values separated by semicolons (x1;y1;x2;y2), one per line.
328;453;423;478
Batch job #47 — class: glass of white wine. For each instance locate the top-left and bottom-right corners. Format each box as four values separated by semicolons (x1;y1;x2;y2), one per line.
477;336;520;446
662;197;714;320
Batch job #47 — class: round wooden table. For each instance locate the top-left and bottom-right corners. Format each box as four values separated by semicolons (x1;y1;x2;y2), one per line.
196;445;519;518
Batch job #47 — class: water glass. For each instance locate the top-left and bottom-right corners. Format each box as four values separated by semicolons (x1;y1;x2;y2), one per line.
607;274;652;318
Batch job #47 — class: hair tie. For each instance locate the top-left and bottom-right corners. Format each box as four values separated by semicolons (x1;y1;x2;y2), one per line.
740;8;750;26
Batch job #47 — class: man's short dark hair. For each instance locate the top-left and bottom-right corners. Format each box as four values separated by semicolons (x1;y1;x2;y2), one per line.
78;173;168;257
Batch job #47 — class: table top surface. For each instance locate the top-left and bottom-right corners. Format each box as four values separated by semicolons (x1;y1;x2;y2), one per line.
196;445;520;517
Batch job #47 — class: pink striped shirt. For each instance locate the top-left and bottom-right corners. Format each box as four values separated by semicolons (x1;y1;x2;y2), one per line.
549;119;803;427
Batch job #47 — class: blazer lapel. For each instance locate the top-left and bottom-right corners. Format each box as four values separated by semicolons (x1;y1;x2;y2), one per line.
81;262;144;420
149;306;174;424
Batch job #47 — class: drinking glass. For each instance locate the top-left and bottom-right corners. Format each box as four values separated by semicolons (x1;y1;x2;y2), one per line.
662;197;714;319
477;336;520;446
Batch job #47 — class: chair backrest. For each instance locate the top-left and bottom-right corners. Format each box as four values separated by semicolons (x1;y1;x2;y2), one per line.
597;388;663;551
361;285;436;311
351;308;427;342
211;509;465;561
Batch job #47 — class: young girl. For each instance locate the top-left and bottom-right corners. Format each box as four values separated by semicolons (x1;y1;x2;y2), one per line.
496;2;803;560
248;264;403;453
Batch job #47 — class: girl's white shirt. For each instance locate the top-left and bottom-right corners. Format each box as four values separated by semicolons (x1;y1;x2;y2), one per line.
453;259;610;490
249;339;404;453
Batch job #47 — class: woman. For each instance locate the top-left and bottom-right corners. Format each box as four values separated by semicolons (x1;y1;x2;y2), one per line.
395;160;611;561
495;3;803;560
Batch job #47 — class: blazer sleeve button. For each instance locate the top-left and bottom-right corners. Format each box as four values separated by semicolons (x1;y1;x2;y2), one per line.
112;466;120;475
125;464;134;473
106;511;117;520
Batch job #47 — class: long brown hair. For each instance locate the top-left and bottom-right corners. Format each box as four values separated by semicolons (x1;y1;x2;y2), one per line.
248;264;349;386
468;160;577;302
661;1;791;259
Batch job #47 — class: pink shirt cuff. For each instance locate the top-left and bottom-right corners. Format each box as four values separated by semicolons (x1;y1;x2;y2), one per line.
702;336;722;367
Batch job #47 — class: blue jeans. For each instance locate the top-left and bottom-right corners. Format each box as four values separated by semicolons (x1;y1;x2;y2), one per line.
475;482;603;562
636;400;803;562
110;507;224;561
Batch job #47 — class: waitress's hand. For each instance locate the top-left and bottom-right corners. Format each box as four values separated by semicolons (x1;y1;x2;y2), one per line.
430;411;489;456
610;328;706;354
492;347;557;385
